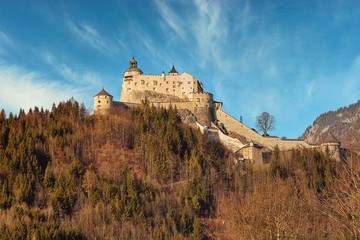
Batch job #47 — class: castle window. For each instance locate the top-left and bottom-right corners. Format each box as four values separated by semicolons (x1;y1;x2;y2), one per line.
173;89;175;92
182;87;184;89
135;82;138;86
141;80;145;85
166;88;169;92
197;98;200;102
188;81;191;84
160;83;163;86
147;83;149;86
173;85;176;88
153;81;157;85
98;100;101;103
182;92;186;95
166;81;169;84
127;88;131;91
153;87;157;91
107;101;109;103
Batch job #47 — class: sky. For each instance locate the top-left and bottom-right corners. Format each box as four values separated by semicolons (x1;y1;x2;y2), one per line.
0;0;360;138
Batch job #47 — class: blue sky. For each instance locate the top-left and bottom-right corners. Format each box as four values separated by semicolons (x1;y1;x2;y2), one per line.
0;0;360;138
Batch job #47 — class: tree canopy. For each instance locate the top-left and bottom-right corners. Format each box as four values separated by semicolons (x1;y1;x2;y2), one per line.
256;112;275;136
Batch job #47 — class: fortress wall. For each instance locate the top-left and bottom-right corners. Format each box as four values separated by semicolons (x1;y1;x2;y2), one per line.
121;72;198;102
155;101;194;112
216;109;311;151
218;129;245;152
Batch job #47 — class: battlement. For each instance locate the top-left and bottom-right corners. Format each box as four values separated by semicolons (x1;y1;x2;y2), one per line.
193;92;213;96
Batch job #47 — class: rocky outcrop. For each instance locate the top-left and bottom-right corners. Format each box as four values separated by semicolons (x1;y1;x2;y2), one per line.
120;89;187;103
300;100;360;148
178;109;197;126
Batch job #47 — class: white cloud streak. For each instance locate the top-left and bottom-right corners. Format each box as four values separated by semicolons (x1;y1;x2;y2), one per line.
0;30;16;55
153;0;187;40
0;64;83;114
66;18;118;53
41;51;101;86
192;0;229;66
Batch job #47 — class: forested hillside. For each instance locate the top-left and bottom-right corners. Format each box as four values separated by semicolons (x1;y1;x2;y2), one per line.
301;100;360;148
0;99;359;239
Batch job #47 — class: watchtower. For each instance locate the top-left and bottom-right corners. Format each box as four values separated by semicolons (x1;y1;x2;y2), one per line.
94;88;113;114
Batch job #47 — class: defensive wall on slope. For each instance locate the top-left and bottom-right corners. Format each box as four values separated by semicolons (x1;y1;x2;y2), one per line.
216;109;312;151
150;92;215;127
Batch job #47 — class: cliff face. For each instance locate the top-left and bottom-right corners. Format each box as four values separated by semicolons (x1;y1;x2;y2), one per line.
119;89;186;103
300;100;360;148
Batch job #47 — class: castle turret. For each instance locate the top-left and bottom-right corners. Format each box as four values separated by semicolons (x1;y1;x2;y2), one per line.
169;64;178;76
124;57;143;77
94;88;113;114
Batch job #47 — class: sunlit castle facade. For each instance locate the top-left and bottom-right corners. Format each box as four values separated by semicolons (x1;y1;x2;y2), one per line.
94;57;215;126
119;57;204;103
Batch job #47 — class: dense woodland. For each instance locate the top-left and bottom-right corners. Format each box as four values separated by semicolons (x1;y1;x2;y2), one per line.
0;99;359;239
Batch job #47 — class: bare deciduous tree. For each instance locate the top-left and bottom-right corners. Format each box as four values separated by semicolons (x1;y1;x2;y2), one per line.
256;112;275;136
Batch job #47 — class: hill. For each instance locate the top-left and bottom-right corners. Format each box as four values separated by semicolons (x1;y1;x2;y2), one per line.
300;100;360;148
0;99;359;239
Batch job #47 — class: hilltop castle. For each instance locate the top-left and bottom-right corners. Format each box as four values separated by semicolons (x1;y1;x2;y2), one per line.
94;57;341;165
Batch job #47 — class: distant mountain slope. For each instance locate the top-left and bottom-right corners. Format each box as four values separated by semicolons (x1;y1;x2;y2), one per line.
300;100;360;147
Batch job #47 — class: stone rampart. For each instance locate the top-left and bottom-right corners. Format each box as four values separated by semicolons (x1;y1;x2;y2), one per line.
216;109;312;151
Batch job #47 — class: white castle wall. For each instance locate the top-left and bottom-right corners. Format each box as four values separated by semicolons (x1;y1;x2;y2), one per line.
120;72;202;103
216;109;312;151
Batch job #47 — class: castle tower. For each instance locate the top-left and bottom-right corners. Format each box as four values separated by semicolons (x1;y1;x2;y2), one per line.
124;57;143;77
94;88;113;114
169;64;178;76
192;92;215;127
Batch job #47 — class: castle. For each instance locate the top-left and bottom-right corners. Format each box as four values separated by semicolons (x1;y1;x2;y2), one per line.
94;57;341;165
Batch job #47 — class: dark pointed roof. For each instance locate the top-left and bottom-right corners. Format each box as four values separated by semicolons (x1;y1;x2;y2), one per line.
169;64;178;74
130;56;137;63
95;88;113;97
322;132;340;144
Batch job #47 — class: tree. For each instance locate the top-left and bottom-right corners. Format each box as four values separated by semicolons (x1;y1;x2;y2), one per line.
256;112;275;136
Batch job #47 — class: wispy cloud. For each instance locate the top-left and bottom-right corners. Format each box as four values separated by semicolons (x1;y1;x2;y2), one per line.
0;63;83;114
41;51;101;86
153;0;187;40
66;18;118;53
0;30;16;55
306;82;316;100
192;0;230;68
337;55;360;103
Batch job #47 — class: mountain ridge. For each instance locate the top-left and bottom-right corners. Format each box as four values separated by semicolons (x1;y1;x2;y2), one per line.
300;100;360;148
